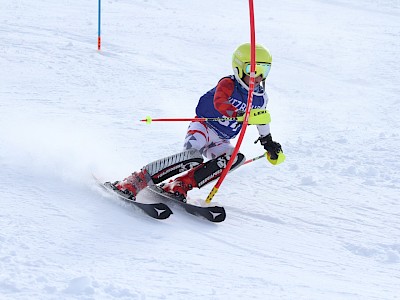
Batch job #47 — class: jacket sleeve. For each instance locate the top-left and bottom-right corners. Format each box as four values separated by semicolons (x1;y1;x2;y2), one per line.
257;124;271;137
256;93;271;136
213;78;237;117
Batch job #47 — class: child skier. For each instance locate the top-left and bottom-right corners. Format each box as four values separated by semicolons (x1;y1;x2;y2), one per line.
113;43;283;201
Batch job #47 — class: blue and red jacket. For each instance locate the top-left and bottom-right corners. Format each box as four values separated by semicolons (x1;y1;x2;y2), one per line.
196;75;269;139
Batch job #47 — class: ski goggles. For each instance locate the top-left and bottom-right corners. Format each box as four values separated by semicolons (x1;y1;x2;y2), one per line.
244;62;271;79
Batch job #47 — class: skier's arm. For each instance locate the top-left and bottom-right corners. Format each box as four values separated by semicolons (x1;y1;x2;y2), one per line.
256;95;270;136
257;123;271;136
213;78;238;117
253;94;283;161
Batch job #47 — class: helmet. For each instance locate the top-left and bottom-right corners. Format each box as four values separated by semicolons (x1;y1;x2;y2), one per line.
232;43;272;80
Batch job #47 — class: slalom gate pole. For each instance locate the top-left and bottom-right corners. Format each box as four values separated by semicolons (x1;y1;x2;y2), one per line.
205;0;256;203
98;0;101;50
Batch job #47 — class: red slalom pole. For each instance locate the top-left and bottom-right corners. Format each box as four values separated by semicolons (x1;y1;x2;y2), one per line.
206;0;256;203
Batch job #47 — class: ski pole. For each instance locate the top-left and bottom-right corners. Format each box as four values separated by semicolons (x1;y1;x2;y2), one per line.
244;151;286;165
140;116;242;124
244;152;267;165
141;110;270;125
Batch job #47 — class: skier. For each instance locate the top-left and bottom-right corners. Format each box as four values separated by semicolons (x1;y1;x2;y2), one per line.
113;43;283;201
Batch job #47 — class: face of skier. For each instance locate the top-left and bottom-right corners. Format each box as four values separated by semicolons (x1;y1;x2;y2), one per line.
243;74;264;87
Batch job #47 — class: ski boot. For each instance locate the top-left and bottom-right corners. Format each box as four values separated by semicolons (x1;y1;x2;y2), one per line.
161;168;198;201
113;169;152;199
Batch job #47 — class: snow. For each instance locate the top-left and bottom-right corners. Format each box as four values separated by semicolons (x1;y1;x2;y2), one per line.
1;0;399;299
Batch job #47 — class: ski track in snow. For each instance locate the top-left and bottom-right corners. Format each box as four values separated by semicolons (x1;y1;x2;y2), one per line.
1;0;399;299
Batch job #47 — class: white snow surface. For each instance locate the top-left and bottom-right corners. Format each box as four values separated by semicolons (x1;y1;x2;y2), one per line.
1;0;399;299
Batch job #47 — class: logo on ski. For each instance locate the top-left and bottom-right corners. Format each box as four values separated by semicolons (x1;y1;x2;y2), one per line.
217;157;228;169
154;208;167;217
209;211;222;219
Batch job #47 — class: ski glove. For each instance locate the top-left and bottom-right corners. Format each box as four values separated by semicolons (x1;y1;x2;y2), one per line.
255;134;282;160
236;110;246;117
233;110;246;128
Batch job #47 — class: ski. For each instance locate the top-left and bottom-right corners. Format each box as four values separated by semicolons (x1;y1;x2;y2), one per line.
147;185;226;223
94;177;173;220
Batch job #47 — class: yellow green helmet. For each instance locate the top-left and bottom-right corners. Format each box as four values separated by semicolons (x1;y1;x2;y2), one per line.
232;43;272;80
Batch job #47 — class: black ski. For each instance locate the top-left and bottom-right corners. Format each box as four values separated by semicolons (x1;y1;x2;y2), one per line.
94;177;172;220
147;185;226;223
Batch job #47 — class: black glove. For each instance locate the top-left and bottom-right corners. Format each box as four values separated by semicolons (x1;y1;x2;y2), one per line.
255;134;282;160
236;110;246;117
233;110;246;128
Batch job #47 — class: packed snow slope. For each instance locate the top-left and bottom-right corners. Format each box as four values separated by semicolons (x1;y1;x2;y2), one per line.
1;0;399;299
